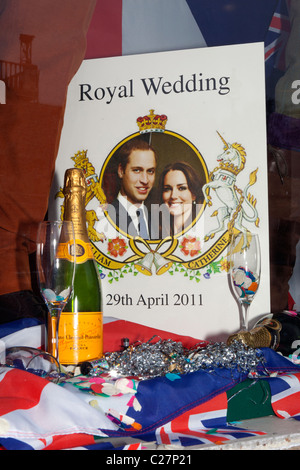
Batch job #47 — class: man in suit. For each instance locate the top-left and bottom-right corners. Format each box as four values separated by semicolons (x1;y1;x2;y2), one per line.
106;138;157;239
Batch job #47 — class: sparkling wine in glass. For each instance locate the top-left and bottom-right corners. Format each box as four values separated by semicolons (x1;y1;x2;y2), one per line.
36;221;75;359
229;232;261;331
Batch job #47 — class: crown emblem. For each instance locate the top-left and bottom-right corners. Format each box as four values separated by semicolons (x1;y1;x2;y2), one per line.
218;160;242;176
136;109;167;133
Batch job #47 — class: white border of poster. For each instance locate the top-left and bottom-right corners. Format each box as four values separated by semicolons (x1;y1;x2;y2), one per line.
49;42;270;341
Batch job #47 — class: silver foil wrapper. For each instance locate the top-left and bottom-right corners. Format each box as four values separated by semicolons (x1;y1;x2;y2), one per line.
84;336;265;380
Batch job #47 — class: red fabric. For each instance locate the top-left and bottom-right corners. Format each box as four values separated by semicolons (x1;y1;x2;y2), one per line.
271;372;300;419
85;0;122;59
158;393;228;445
41;433;95;451
0;369;46;414
288;292;295;310
103;319;205;352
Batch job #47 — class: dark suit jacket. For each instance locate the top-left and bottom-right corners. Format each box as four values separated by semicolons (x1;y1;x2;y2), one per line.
105;199;148;238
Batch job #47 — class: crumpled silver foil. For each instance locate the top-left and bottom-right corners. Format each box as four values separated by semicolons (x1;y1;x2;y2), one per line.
84;336;266;380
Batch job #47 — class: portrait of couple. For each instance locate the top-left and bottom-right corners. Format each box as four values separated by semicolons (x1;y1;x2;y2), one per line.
103;135;206;240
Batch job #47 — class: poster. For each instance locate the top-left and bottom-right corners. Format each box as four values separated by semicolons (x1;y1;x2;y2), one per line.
49;43;270;341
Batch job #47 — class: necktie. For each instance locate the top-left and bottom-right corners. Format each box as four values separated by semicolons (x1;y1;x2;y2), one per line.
136;209;149;239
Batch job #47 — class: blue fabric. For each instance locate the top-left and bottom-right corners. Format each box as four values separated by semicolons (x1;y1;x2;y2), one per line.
0;318;42;339
186;0;278;47
103;348;300;439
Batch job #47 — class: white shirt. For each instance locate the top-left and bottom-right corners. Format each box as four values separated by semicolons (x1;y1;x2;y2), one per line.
117;193;149;235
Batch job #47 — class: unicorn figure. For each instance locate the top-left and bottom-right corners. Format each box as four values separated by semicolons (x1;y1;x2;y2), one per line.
202;132;259;249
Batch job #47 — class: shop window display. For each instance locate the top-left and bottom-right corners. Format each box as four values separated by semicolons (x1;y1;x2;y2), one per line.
0;0;299;320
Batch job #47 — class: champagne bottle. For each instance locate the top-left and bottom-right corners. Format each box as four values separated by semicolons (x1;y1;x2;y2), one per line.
58;168;103;365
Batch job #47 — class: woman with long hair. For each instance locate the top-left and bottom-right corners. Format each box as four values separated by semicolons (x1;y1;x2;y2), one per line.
158;161;203;236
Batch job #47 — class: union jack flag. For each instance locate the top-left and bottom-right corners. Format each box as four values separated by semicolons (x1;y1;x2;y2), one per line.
155;392;266;448
267;372;300;420
265;0;291;76
1;319;300;450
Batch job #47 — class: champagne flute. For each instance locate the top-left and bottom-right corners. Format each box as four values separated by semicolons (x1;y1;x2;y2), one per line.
36;221;75;360
228;232;261;331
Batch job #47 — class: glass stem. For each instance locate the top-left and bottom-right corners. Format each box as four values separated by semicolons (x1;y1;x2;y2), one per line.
47;308;62;360
241;303;250;331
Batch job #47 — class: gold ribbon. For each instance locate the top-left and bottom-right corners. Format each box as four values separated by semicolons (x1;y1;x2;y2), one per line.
126;237;178;276
127;236;177;262
92;230;232;273
181;231;230;270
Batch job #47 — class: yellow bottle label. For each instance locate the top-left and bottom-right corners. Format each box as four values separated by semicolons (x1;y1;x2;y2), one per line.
58;311;103;365
57;239;94;264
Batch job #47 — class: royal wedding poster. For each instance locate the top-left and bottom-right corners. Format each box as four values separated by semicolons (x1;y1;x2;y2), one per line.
49;43;270;341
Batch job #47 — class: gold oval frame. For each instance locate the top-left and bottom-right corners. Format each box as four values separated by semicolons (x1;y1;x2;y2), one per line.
99;130;209;242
